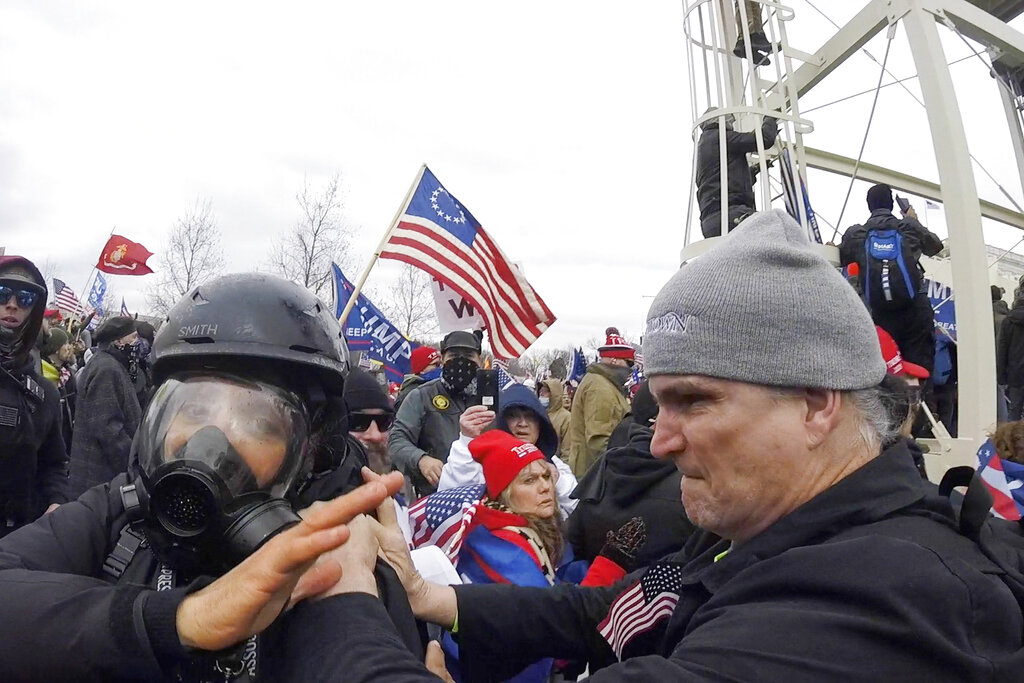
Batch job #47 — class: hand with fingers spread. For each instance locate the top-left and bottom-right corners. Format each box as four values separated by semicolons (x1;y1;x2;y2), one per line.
175;471;405;652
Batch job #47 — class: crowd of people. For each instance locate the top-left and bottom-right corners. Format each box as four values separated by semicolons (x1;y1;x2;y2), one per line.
2;203;1024;681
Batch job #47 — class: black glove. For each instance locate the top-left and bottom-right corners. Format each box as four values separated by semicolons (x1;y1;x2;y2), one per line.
598;517;648;573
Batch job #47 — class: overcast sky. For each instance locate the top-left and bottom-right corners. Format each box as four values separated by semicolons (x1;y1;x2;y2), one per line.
2;1;1023;351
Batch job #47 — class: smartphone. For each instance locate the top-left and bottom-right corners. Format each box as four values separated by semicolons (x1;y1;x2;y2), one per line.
475;368;500;412
895;195;910;214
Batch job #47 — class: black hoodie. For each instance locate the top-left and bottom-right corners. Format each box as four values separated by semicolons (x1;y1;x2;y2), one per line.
998;300;1024;386
567;423;695;567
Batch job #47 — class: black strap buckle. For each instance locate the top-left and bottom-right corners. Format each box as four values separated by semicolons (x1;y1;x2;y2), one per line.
102;524;147;580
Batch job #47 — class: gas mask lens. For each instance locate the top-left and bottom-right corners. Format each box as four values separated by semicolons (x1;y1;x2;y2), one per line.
137;374;309;500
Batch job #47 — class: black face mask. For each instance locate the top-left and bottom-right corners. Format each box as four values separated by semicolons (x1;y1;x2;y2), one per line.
108;341;134;369
442;356;478;395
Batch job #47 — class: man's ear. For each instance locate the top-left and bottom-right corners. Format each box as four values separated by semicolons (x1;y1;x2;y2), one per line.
803;388;842;448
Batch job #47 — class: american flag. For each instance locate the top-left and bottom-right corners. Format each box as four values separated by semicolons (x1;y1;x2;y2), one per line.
52;279;85;317
408;483;486;562
492;358;516;390
977;439;1024;520
120;297;130;317
379;166;555;360
626;362;644;393
597;562;685;659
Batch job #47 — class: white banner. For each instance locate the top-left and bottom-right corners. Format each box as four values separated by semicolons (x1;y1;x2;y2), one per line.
431;277;484;334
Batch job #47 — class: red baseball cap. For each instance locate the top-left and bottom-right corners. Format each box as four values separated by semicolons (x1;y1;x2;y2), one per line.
876;326;929;379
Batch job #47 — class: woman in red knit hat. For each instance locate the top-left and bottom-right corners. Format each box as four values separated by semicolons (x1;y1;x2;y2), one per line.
462;430;563;585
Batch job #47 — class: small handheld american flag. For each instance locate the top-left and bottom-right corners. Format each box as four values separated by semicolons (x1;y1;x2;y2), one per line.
597;562;685;659
407;483;486;563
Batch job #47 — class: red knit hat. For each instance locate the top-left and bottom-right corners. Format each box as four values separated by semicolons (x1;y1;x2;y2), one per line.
598;326;635;361
469;430;546;499
410;346;441;375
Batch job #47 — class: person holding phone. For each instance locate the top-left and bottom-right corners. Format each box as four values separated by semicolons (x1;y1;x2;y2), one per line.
438;383;578;518
390;330;484;495
839;184;944;376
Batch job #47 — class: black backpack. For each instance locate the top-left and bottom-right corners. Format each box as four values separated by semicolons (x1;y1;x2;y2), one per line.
860;222;922;310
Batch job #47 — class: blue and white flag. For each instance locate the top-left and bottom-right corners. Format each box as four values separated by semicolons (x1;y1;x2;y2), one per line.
332;262;419;384
86;273;108;330
567;347;587;385
88;273;107;315
925;278;956;342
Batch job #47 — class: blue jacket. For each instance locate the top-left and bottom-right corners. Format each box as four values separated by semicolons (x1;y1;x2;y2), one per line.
498;384;559;459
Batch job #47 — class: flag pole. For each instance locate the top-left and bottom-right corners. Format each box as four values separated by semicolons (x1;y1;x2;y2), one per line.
338;164;427;323
72;226;115;340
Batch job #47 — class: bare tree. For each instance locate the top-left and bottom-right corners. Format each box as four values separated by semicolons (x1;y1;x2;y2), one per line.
372;264;439;339
147;198;224;315
271;174;355;299
35;257;58;302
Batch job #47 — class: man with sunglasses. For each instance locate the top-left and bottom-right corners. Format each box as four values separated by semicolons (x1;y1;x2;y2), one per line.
0;256;69;538
344;368;397;476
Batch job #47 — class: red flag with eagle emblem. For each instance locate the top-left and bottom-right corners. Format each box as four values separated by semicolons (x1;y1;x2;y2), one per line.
95;234;154;275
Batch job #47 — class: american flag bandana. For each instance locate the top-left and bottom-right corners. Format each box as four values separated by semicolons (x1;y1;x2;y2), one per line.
597;562;685;659
408;483;486;562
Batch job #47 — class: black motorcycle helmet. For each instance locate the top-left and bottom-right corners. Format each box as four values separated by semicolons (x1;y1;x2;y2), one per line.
126;273;351;574
151;272;349;396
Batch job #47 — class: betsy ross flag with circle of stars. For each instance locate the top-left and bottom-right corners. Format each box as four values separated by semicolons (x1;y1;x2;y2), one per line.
380;165;555;359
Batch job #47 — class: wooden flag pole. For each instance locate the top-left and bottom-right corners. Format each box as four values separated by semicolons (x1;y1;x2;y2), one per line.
338;164;427;323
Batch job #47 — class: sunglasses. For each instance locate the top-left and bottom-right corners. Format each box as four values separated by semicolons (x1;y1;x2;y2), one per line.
349;412;395;433
0;285;39;309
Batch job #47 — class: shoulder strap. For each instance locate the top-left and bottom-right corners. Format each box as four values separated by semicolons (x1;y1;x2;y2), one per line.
102;482;149;581
938;466;994;539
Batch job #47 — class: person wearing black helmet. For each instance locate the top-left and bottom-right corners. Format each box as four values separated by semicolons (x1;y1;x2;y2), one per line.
0;273;415;681
390;329;483;495
0;255;69;536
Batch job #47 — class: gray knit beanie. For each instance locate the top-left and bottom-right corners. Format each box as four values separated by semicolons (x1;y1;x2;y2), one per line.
643;210;885;390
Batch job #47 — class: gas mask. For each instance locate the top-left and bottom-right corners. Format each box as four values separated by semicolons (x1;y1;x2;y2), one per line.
442;356;478;395
123;374;310;574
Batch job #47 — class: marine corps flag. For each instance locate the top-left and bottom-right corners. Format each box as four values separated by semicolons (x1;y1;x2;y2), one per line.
95;234;154;275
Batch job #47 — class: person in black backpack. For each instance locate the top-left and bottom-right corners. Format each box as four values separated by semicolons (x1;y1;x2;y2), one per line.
0;273;421;682
840;183;944;374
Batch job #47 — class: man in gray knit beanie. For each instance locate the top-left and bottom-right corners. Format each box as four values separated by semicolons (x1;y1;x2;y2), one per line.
306;211;1020;681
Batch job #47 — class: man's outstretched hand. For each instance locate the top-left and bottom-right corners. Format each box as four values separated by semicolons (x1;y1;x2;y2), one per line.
175;472;405;652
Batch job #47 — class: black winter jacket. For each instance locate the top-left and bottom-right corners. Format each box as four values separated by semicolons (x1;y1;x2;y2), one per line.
0;468;424;681
68;347;142;498
0;358;68;533
568;423;693;566
695;118;779;222
839;209;944;282
313;442;1024;682
998;304;1024;386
